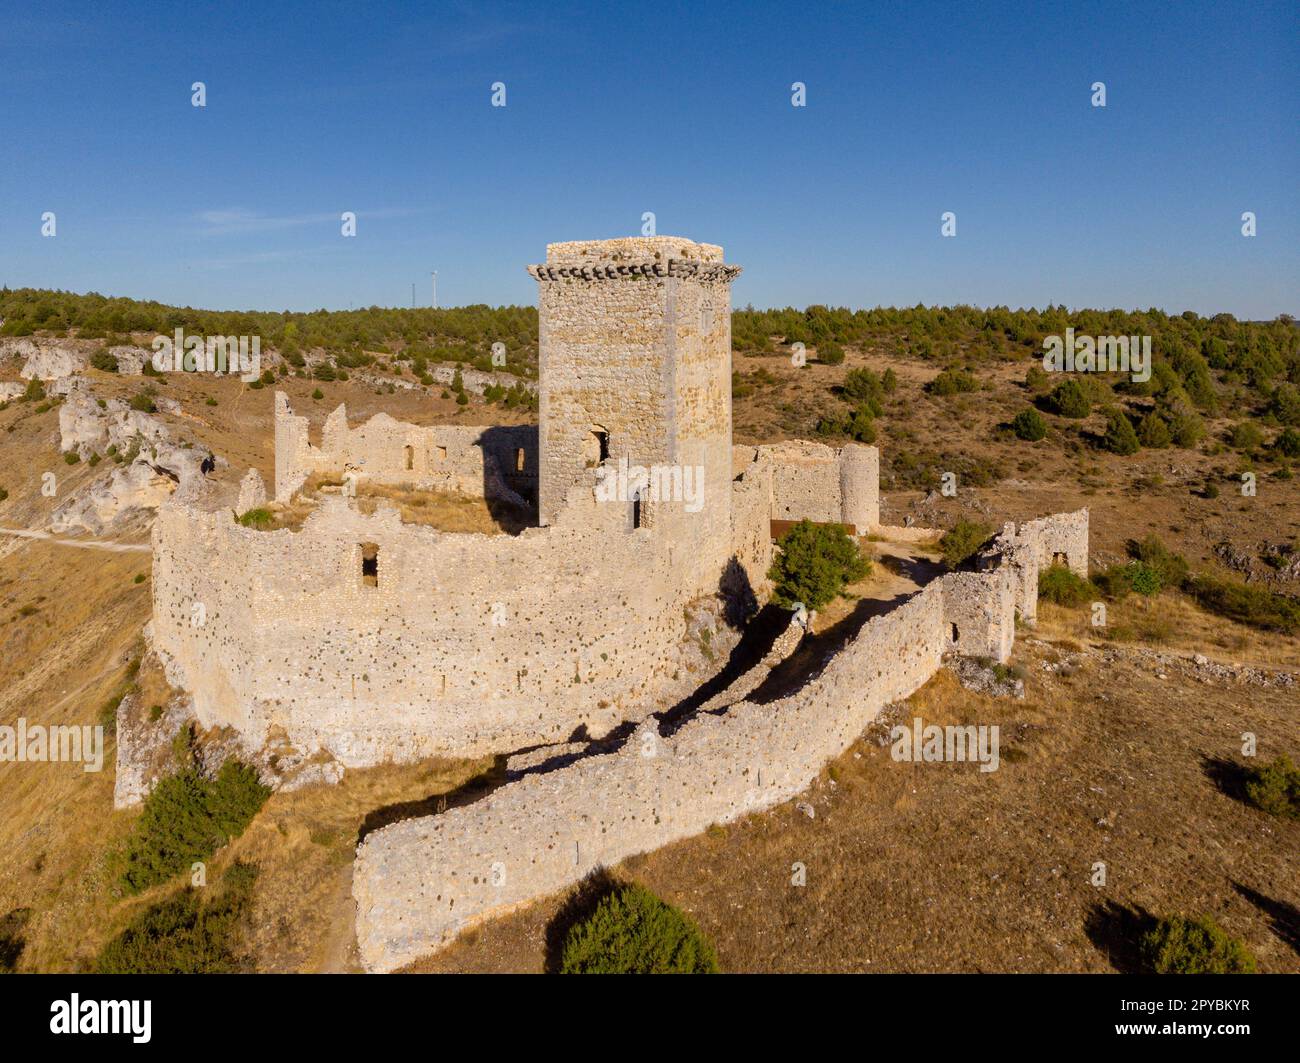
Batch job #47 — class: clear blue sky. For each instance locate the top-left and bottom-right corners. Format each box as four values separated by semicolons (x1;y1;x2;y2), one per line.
1;0;1295;316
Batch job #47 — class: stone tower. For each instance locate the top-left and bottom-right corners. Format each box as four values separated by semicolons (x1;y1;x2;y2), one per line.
527;238;742;588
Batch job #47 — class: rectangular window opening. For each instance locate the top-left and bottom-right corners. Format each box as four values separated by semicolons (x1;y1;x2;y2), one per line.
361;542;379;587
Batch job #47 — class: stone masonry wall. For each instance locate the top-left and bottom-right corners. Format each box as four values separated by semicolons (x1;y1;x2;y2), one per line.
273;393;536;505
529;237;742;604
351;509;1086;971
152;479;721;768
743;440;880;533
981;508;1090;625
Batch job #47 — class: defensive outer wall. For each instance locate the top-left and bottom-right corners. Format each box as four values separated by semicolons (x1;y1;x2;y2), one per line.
138;235;1090;969
149;238;881;768
353;507;1089;972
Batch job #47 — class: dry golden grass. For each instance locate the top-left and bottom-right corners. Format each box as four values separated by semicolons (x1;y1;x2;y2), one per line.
245;474;534;536
1038;593;1300;672
204;756;491;972
0;379;510;971
354;483;532;534
407;618;1298;974
1;356;1296;974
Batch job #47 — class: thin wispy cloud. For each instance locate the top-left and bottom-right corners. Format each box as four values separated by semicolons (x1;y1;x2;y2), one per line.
196;207;419;236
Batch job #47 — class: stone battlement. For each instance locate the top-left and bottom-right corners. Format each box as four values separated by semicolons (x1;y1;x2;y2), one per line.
545;236;724;263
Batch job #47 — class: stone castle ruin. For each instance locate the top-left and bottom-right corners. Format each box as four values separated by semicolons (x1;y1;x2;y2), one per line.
144;236;1088;971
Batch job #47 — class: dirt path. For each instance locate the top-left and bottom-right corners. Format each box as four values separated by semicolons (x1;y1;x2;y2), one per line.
315;865;361;973
0;527;150;552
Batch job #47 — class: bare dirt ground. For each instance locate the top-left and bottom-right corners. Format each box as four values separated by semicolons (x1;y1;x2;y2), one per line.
0;348;1295;973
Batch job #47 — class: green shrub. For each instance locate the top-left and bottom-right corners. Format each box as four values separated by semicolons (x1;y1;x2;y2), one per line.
817;404;876;443
845;406;877;443
1165;405;1205;447
1274;427;1300;458
1137;413;1171;448
818;341;845;365
768;519;871;609
1048;378;1090;418
1229;422;1263;450
1101;408;1140;455
939;518;991;570
1037;564;1095;606
1012;408;1047;441
237;508;273;529
205;396;218;406
926;368;978;396
1141;915;1256;974
1126;535;1188;587
90;350;119;372
1184;576;1300;635
96;862;258;973
842;367;884;404
1127;562;1162;596
1024;365;1050;394
1269;383;1300;426
129;388;157;414
560;883;719;974
881;367;898;393
1243;755;1300;819
62;451;80;465
311;388;324;400
119;761;269;894
20;378;45;403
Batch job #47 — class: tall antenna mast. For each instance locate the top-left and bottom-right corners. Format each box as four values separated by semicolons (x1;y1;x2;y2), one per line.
431;270;438;310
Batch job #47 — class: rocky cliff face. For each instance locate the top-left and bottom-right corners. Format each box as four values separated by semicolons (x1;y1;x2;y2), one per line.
49;380;214;534
1;338;89;381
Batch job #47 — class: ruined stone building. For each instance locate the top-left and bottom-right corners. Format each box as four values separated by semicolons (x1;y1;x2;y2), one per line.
150;237;898;767
144;237;1088;968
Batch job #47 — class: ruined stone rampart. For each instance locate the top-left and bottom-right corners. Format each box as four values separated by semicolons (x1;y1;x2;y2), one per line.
273;393;536;505
734;441;880;534
352;509;1086;971
728;459;775;599
981;508;1090;625
151;481;737;767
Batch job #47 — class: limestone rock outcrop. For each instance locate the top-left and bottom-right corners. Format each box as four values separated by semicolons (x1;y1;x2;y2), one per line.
236;469;268;513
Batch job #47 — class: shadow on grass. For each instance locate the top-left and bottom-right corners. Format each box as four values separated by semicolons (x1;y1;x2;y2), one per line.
0;908;30;972
1084;900;1157;973
1233;882;1300;957
357;756;509;842
542;869;623;975
1201;755;1254;806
